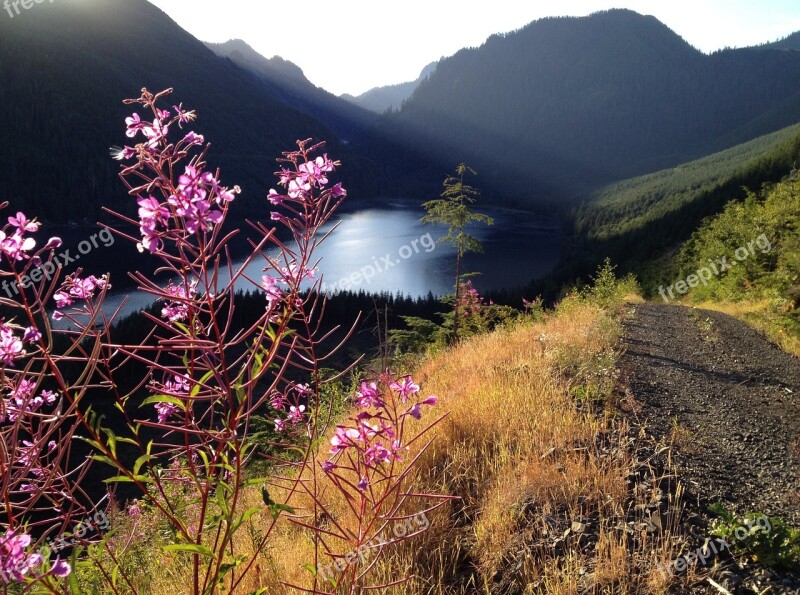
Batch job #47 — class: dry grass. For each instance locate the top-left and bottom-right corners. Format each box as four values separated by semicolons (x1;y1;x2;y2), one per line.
90;297;685;594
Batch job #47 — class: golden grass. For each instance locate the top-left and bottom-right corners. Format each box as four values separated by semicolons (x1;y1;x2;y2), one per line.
95;297;685;594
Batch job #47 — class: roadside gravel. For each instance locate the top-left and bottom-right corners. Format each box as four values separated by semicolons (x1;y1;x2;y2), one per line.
620;303;800;594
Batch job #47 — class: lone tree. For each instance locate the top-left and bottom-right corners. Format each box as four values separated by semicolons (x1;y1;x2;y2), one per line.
422;163;493;343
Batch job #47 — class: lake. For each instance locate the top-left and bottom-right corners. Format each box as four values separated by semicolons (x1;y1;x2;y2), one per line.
84;205;562;319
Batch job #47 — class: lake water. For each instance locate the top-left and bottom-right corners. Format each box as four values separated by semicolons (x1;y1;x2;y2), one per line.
94;205;562;318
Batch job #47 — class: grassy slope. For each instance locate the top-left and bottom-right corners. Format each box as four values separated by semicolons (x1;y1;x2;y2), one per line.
88;277;714;594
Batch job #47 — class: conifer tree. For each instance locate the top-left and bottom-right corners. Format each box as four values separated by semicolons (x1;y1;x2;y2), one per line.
422;163;493;342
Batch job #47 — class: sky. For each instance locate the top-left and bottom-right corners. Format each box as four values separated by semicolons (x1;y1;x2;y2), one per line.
148;0;800;97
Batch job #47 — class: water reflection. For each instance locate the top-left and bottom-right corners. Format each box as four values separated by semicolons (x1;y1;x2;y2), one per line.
95;206;561;319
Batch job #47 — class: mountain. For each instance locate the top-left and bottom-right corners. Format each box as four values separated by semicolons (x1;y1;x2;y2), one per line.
341;62;438;114
764;31;800;51
0;0;386;222
205;39;378;142
379;9;800;204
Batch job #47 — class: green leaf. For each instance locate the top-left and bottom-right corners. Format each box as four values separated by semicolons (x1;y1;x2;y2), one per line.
230;506;262;533
104;474;151;484
196;448;211;477
219;554;248;577
68;546;85;592
133;454;156;476
251;350;264;378
267;502;295;521
191;369;216;397
235;384;247;405
215;483;230;516
163;543;215;558
101;427;118;457
140;394;186;410
91;454;123;470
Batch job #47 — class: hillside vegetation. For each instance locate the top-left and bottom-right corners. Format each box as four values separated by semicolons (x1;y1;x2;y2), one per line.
559;123;800;293
671;174;800;355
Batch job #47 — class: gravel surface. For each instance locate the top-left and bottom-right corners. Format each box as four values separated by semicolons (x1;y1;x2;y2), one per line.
620;303;800;594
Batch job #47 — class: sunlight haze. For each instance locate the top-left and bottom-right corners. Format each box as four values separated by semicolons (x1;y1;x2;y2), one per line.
147;0;800;96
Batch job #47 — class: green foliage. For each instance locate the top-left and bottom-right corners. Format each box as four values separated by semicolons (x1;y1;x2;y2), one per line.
389;288;519;356
389;316;444;355
422;163;494;343
561;124;800;295
421;163;494;258
709;503;800;570
570;258;641;311
674;175;800;336
575;125;800;241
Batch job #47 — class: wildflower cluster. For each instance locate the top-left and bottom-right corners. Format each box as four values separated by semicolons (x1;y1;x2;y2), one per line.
117;93;239;253
0;321;38;367
1;381;56;425
322;372;438;492
0;204;102;588
300;371;447;592
0;86;443;593
456;279;492;317
0;530;70;585
271;382;312;433
52;273;109;321
267;152;345;207
0;212;39;262
264;139;346;252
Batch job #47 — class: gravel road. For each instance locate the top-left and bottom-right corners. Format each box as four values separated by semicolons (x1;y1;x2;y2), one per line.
620;303;800;593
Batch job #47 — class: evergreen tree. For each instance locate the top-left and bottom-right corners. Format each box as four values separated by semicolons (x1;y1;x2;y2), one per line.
421;164;493;342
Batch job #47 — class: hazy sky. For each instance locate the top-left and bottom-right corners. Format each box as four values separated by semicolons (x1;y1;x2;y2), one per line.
147;0;800;96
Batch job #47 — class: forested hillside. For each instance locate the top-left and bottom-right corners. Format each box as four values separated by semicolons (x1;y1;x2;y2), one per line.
0;0;386;221
551;123;800;294
673;173;800;351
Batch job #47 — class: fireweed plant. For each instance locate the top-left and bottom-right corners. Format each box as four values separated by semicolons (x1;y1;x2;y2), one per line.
0;87;445;594
287;371;450;593
0;212;104;592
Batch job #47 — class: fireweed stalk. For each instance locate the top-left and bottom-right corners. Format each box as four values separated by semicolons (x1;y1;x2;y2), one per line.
0;87;447;594
292;371;452;593
0;208;111;590
87;87;353;594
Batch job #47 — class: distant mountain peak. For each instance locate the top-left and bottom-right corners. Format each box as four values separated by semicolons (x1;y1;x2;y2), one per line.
341;62;438;114
382;9;800;199
205;39;310;86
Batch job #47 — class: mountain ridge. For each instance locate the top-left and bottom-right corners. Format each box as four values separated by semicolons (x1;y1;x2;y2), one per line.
341;62;438;114
379;9;800;202
0;0;398;220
